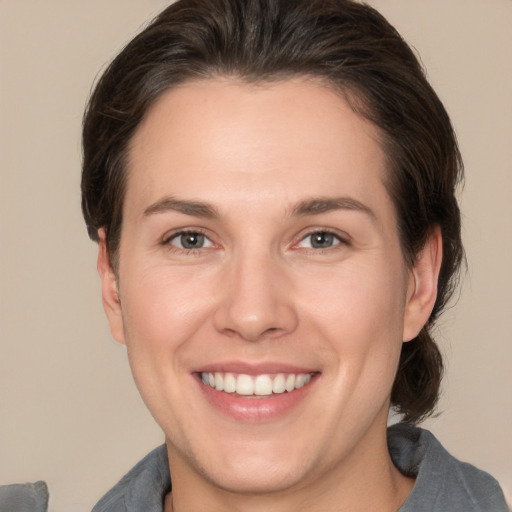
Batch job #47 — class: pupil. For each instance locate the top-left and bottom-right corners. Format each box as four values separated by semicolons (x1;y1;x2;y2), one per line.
312;232;333;248
181;233;204;249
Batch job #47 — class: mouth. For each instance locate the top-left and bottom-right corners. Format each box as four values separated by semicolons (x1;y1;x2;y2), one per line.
194;363;319;421
199;371;314;396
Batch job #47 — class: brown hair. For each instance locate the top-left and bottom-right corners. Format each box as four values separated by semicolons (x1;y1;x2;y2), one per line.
82;0;464;424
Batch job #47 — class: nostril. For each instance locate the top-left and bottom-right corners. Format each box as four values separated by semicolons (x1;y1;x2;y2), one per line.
212;270;299;341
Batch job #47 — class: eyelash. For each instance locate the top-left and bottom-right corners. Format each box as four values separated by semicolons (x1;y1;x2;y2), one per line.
161;228;349;254
162;229;214;253
294;229;349;252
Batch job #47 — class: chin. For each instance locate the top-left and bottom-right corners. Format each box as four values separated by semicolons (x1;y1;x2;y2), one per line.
173;433;318;496
204;459;309;495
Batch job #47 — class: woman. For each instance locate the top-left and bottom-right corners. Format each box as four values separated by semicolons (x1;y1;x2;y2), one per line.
81;0;508;510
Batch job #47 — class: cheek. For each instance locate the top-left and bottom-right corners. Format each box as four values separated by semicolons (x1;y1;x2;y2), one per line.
301;257;407;335
117;271;210;421
300;260;407;387
117;268;213;379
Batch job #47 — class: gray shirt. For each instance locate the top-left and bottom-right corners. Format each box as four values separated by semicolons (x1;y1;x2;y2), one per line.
91;424;508;512
0;481;49;512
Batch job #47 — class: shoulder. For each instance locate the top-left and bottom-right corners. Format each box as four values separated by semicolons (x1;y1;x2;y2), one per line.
91;445;171;512
0;481;49;512
388;423;508;512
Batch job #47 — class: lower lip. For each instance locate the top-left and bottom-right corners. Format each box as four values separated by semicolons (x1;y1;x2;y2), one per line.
196;375;317;423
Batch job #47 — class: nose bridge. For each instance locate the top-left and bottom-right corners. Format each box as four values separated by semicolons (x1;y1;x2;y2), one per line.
213;245;297;341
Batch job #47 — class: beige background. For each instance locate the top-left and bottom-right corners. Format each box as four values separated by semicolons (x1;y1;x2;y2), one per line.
0;1;510;510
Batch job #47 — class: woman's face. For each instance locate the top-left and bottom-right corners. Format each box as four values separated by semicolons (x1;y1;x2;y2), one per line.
99;78;435;496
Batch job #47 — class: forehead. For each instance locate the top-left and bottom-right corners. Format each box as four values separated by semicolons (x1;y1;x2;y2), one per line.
125;78;392;225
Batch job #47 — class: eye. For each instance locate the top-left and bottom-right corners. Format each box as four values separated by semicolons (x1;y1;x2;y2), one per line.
166;231;214;250
297;231;345;249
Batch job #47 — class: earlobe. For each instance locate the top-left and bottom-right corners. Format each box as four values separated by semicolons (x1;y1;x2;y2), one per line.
97;229;126;345
402;226;443;342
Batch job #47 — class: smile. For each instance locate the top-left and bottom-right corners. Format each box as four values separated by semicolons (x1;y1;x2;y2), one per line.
200;372;313;396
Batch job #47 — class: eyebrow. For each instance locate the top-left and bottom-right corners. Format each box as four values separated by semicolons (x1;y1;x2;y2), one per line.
143;195;376;221
143;197;220;218
292;197;376;221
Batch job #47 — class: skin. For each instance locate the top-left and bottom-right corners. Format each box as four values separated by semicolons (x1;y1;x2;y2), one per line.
98;78;442;512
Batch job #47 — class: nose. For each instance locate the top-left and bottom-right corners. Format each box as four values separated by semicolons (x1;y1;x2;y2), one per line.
213;251;298;342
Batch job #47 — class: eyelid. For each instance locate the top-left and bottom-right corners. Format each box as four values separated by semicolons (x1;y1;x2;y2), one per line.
160;226;350;252
293;228;350;250
162;228;217;250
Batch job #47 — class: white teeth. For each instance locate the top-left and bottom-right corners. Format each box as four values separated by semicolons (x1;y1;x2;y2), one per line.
200;371;313;396
296;373;310;388
236;374;254;395
272;373;286;394
285;374;296;392
223;372;236;393
214;372;224;391
254;375;273;396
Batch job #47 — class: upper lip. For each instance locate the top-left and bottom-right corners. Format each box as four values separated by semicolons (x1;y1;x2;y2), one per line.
192;361;319;376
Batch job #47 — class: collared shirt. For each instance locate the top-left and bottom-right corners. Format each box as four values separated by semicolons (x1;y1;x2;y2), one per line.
91;424;508;512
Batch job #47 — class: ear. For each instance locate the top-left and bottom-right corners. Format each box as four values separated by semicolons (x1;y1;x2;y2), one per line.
97;228;126;345
402;226;443;342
